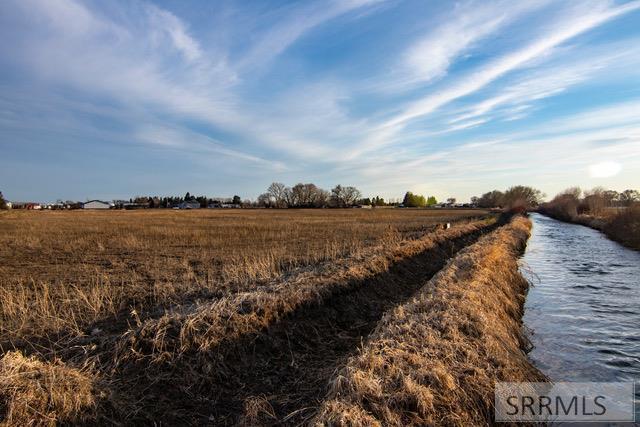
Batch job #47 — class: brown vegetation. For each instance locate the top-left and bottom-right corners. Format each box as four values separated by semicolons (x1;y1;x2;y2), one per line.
0;208;488;343
603;205;640;250
540;187;640;250
0;351;96;426
100;218;495;424
472;186;544;210
117;219;491;364
314;216;545;426
0;208;497;425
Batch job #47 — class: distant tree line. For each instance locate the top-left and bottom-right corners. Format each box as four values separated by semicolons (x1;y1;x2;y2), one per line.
0;191;7;210
13;184;612;213
120;192;244;209
257;183;365;208
540;187;639;221
471;186;545;211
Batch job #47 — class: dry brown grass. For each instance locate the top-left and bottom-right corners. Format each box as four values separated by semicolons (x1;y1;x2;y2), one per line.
603;205;640;250
0;351;96;426
116;219;492;365
0;208;488;343
0;208;503;425
314;216;545;426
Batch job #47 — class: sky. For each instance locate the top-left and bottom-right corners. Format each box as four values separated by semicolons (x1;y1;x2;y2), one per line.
1;0;639;203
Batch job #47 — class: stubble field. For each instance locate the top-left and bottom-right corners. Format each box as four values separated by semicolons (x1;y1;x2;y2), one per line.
0;208;488;342
0;208;527;426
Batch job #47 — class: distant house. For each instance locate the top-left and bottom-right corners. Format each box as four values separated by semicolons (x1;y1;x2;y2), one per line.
5;201;11;209
221;202;240;209
13;202;41;210
178;201;201;209
83;200;112;209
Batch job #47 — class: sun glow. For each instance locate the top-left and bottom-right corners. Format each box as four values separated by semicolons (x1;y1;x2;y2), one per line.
589;161;622;178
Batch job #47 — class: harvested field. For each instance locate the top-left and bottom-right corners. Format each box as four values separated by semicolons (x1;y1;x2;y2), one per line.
105;218;496;424
0;208;488;344
0;209;499;425
315;216;545;426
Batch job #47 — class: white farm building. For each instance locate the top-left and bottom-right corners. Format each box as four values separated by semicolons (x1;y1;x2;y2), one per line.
83;200;112;209
178;201;201;209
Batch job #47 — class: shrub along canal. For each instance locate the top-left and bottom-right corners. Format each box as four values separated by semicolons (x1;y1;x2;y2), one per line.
522;213;640;417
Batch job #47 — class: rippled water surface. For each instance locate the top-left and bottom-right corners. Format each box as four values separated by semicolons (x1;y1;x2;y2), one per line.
522;213;640;417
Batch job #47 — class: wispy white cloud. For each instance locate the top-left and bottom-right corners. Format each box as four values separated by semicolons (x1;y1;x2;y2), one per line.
401;1;545;86
448;40;640;126
383;0;640;130
2;0;239;124
144;3;203;61
236;0;385;71
135;124;286;169
0;0;390;163
519;99;640;137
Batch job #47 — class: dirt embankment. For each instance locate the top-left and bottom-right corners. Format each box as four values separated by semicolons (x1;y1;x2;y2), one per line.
314;216;545;426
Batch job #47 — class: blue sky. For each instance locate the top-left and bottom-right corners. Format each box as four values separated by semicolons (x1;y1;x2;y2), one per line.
1;0;639;203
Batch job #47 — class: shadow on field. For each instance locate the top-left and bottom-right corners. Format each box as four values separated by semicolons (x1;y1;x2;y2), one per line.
113;224;498;425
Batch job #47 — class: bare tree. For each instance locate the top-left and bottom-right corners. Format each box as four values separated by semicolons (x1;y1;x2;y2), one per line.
283;186;296;208
267;182;287;208
503;186;544;210
330;185;343;207
603;190;619;207
331;185;361;207
583;187;607;215
342;186;361;206
314;188;330;208
620;189;640;207
290;183;305;207
477;190;504;208
257;193;271;207
545;187;582;219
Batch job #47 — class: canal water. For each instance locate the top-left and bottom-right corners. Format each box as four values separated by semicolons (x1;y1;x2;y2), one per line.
521;213;640;420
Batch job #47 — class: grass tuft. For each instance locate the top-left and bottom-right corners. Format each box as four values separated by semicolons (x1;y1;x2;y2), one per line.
0;351;96;426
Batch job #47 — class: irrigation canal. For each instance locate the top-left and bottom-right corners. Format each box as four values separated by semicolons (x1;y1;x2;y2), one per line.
521;213;640;420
